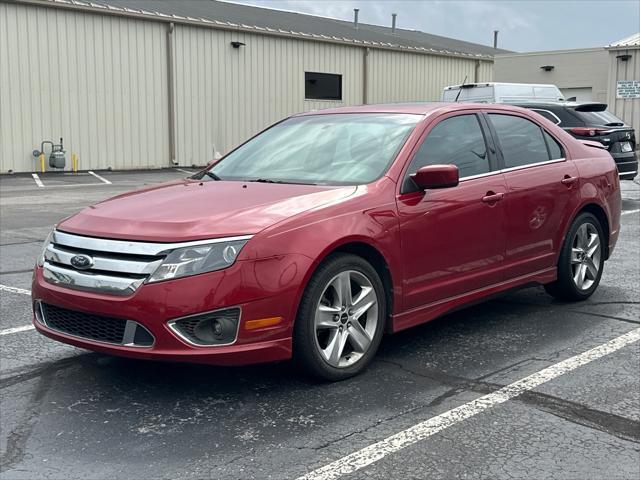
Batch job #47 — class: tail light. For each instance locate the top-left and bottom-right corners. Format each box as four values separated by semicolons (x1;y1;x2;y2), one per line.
569;127;607;137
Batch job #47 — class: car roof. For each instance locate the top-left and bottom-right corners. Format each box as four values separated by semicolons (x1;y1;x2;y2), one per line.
511;101;608;110
444;82;560;89
295;102;528;116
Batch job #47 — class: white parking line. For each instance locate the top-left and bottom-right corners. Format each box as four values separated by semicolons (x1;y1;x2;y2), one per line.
0;325;35;336
88;170;112;184
622;209;640;215
0;285;34;336
31;173;44;188
175;168;196;175
0;284;31;295
298;328;640;480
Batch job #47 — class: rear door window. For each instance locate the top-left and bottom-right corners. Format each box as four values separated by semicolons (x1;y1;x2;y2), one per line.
407;114;490;179
543;131;564;160
488;114;551;168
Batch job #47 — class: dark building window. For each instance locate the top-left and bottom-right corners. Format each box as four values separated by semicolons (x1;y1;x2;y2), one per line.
305;72;342;100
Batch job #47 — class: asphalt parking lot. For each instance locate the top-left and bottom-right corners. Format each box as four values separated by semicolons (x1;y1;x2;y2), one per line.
0;169;639;479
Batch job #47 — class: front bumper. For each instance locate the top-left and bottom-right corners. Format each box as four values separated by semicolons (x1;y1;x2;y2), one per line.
31;254;313;365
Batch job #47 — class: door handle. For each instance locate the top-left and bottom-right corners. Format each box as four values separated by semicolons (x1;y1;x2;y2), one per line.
561;175;578;186
482;192;504;203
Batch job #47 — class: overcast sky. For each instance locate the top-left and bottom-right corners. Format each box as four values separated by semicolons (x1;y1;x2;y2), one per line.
229;0;640;52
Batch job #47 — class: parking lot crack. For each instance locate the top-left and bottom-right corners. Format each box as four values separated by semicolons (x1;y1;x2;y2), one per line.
517;390;640;444
0;268;35;275
0;372;54;471
569;310;640;325
309;402;429;451
0;356;85;390
380;359;640;444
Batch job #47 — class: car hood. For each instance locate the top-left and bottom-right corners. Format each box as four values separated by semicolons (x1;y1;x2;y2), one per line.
58;180;358;241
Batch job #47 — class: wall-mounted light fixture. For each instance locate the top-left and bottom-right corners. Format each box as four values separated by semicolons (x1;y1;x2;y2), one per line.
230;41;246;49
540;65;555;72
616;54;632;61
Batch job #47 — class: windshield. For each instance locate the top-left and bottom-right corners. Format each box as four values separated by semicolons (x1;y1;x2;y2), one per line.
204;113;420;185
574;109;626;126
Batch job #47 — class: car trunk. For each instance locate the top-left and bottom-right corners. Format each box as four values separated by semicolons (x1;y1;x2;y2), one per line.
568;104;636;154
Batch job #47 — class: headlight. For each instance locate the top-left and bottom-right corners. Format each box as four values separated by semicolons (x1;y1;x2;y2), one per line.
37;230;55;267
147;239;248;283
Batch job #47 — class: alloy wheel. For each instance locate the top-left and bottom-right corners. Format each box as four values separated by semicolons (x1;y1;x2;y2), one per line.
314;270;379;368
571;222;601;291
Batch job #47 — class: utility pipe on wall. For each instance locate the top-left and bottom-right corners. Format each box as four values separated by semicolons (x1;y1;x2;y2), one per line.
363;47;369;105
167;22;177;166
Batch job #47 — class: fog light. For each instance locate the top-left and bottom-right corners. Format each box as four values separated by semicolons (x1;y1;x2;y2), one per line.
168;308;240;346
213;319;223;336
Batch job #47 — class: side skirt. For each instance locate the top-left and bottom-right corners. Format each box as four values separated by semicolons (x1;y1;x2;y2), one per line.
391;267;557;333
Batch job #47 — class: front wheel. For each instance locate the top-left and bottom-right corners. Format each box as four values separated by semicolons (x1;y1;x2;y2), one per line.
545;212;605;301
293;253;386;381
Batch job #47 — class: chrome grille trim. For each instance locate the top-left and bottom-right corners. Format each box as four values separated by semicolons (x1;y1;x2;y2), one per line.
41;230;253;295
52;230;253;256
43;263;145;295
44;244;163;275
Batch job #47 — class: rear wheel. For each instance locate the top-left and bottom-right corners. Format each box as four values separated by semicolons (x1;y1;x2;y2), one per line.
293;253;386;381
545;212;605;301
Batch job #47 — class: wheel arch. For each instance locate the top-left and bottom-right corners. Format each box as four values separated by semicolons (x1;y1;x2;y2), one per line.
295;239;397;334
565;202;611;260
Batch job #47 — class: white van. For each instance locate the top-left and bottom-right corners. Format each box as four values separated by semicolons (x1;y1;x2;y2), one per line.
442;82;565;103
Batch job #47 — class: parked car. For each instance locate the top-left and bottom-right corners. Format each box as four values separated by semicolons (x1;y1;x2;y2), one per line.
32;103;621;381
514;102;638;180
442;82;564;103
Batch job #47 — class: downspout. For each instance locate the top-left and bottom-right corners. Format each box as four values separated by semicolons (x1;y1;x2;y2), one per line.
474;59;481;82
363;47;369;105
167;22;177;165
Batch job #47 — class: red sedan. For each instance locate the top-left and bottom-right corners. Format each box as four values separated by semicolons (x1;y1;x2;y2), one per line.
32;103;621;380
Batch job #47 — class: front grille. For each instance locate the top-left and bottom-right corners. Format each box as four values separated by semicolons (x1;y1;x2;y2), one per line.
41;230;252;296
39;302;154;347
42;230;165;295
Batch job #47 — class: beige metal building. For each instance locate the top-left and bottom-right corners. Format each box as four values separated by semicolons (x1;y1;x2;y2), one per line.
494;48;609;103
0;0;499;173
606;33;640;140
494;33;640;138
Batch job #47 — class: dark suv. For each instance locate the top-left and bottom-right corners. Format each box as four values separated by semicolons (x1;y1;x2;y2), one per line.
513;102;637;180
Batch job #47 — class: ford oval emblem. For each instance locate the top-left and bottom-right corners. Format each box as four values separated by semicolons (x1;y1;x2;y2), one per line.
70;254;94;270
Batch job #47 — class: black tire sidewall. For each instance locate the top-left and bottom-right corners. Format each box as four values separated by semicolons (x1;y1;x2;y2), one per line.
556;212;605;300
293;253;386;381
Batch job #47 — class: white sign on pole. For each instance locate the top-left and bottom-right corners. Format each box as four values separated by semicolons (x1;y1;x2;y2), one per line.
616;80;640;99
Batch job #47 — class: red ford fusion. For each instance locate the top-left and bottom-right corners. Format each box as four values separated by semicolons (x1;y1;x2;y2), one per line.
32;103;621;380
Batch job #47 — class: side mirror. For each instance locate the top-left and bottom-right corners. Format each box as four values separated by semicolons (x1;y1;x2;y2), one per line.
411;164;459;189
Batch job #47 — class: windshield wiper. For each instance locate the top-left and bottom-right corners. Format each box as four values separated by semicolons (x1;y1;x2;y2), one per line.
247;178;293;184
204;171;221;181
604;122;624;127
246;178;318;185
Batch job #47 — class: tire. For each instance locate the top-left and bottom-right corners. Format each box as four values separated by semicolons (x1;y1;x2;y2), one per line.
293;253;386;381
544;212;605;301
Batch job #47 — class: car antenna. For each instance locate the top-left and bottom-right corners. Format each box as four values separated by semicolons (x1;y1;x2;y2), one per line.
454;75;467;102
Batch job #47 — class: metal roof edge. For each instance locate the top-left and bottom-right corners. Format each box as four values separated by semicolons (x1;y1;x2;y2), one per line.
494;47;607;58
17;0;495;60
